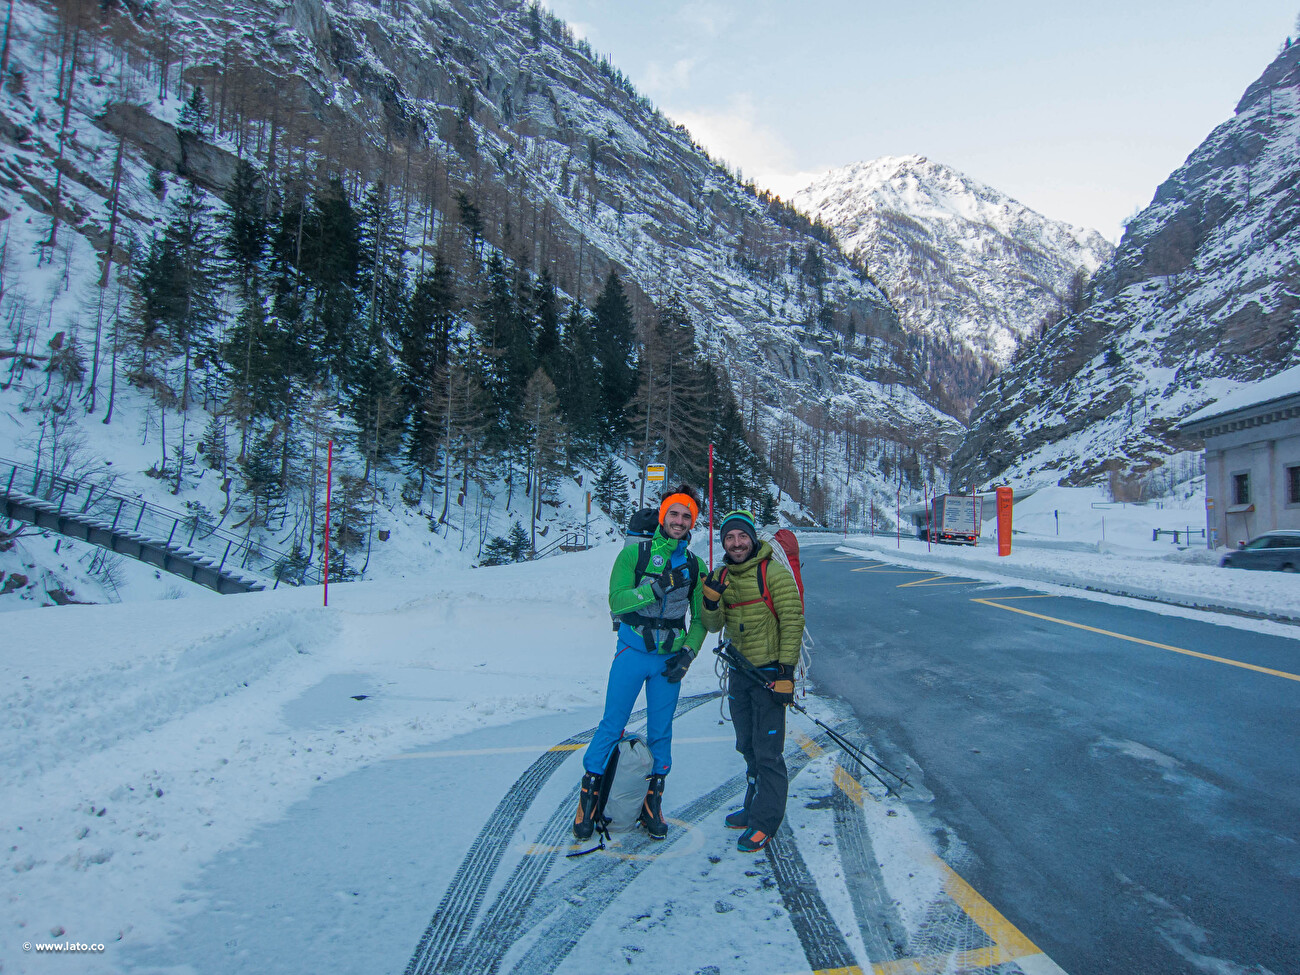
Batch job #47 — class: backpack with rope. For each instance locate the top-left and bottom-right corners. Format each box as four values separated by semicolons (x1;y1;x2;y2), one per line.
714;528;813;693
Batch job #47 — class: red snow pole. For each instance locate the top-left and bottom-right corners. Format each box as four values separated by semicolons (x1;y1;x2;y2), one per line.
707;443;714;570
324;439;333;607
896;489;901;548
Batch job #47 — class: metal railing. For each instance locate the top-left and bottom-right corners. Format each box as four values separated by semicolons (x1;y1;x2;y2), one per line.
1;456;321;589
1153;527;1207;544
531;530;591;560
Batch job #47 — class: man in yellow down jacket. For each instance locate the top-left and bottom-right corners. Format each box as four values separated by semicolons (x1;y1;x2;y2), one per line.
700;510;804;853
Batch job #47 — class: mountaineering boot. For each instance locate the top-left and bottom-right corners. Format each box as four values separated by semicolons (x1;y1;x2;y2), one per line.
638;774;668;839
737;827;771;853
724;808;748;829
573;771;602;840
725;775;758;829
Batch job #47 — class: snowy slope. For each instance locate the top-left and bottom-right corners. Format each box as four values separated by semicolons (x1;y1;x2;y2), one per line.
953;42;1300;489
793;155;1113;368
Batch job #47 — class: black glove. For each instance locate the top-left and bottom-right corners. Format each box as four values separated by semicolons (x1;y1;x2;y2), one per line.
700;569;728;610
662;648;695;683
650;565;689;597
770;663;796;705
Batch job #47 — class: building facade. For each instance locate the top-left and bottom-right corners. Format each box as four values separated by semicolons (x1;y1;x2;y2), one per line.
1178;366;1300;548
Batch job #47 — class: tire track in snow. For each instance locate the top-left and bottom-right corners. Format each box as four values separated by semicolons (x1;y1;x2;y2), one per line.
831;782;910;965
500;729;840;975
765;819;860;972
402;691;719;975
404;729;587;975
446;784;578;974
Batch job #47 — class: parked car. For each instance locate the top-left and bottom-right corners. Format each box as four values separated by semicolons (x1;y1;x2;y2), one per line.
1220;531;1300;572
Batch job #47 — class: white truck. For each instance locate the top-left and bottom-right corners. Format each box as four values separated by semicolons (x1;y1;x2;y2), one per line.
920;494;980;545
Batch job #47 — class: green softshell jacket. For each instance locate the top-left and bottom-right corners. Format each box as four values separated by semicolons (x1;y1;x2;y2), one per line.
607;529;708;655
701;540;805;668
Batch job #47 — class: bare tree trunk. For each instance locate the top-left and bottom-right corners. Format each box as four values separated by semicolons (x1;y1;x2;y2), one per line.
46;23;81;258
85;137;125;414
103;285;122;423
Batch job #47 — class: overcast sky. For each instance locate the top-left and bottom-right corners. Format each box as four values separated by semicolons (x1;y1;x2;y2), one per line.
540;1;1298;241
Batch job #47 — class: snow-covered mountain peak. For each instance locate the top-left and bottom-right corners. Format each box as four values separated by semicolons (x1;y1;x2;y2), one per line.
791;156;1114;390
797;155;1108;257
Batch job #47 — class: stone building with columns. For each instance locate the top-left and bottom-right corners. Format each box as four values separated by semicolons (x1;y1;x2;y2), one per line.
1178;365;1300;549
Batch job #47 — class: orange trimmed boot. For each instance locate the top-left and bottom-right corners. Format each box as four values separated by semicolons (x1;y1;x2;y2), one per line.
737;826;771;853
638;774;668;839
573;771;602;840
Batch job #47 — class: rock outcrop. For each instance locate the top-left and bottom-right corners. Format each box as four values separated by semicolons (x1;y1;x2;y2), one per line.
952;41;1300;489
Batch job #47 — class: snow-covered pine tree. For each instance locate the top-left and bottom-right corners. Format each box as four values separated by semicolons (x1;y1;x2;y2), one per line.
591;270;636;443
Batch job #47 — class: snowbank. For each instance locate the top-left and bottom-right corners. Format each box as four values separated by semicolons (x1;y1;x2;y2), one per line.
0;547;660;972
839;486;1300;624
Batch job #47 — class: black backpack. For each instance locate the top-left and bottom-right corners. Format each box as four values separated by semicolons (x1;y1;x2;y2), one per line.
626;507;658;539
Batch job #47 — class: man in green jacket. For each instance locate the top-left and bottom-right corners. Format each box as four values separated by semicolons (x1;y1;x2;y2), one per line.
701;510;805;853
573;486;708;841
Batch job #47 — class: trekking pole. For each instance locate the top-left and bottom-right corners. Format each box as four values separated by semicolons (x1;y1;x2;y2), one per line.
714;643;910;798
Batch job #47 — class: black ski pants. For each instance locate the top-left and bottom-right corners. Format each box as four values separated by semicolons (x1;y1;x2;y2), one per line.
729;663;787;835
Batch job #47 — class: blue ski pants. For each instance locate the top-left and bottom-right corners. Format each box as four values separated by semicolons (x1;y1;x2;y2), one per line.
583;644;682;777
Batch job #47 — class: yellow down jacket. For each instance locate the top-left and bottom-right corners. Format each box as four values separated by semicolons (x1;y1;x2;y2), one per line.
700;540;804;668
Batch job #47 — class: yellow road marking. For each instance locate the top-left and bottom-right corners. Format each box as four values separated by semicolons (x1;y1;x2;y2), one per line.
387;735;734;761
898;574;950;586
938;857;1039;956
521;816;705;860
852;566;931;574
984;594;1058;600
973;598;1300;683
897;574;986;588
794;730;877;806
792;730;1056;974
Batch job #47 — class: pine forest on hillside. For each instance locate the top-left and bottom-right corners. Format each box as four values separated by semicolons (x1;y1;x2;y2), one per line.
2;0;951;581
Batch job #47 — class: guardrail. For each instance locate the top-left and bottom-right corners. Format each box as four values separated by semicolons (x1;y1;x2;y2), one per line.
1153;527;1206;544
1;456;320;592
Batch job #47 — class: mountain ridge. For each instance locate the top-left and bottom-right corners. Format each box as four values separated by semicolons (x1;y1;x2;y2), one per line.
950;40;1300;491
792;153;1113;384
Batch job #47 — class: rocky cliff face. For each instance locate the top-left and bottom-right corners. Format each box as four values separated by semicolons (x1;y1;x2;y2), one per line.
792;155;1113;368
951;42;1300;490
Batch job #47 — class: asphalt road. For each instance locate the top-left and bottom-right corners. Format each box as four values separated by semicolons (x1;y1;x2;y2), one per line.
803;544;1300;975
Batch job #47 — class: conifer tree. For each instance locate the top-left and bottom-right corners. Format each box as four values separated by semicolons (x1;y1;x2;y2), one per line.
591;270;636;441
239;429;284;529
399;255;456;486
299;179;360;384
533;268;560;372
507;520;530;561
554;298;599;451
592;454;627;525
475;251;529;431
357;181;406;345
631;294;708;484
223;160;268;300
